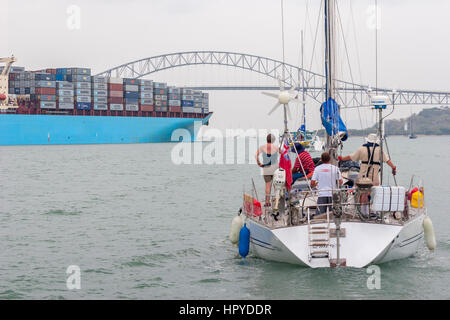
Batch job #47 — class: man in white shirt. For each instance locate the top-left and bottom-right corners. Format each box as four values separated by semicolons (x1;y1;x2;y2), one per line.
311;152;343;215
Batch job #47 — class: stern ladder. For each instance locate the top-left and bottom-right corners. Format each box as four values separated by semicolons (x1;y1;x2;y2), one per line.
307;208;331;261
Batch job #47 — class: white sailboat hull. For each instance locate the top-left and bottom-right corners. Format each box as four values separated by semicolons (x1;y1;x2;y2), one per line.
246;213;425;268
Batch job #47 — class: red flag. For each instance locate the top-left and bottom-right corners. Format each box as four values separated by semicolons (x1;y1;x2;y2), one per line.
279;139;292;190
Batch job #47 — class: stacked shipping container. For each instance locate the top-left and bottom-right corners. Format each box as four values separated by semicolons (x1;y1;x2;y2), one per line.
91;76;108;110
31;73;57;109
7;68;210;115
153;82;168;112
123;78;139;111
181;88;194;113
139;80;154;112
57;81;74;110
168;87;182;113
107;78;123;111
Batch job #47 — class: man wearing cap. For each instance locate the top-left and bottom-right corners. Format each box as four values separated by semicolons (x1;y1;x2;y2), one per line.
338;133;397;186
291;143;315;185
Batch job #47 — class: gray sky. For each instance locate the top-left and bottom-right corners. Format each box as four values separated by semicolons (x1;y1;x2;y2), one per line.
3;0;450;132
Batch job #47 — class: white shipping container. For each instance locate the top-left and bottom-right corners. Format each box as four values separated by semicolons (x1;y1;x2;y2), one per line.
92;96;108;103
140;92;153;99
126;104;139;111
125;84;139;92
140;86;153;92
57;82;74;89
58;96;74;103
370;186;405;212
109;103;123;111
75;96;91;103
91;76;107;84
92;90;107;96
139;79;153;86
74;82;91;89
153;82;167;89
140;99;153;105
93;104;108;110
58;89;74;96
168;100;181;107
93;83;107;90
182;106;195;113
40;101;57;109
108;77;123;84
58;103;74;109
181;89;193;95
168;87;181;94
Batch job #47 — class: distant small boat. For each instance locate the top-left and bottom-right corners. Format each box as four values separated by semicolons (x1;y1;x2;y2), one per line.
409;108;417;139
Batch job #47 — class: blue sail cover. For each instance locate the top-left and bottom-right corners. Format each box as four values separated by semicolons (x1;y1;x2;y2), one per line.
320;98;348;141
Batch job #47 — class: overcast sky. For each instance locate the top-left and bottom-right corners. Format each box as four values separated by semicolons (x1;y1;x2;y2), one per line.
3;0;450;132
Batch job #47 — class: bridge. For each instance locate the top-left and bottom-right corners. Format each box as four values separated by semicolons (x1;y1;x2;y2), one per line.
96;51;450;108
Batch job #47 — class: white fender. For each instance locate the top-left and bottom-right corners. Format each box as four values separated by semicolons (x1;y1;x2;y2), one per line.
229;215;244;245
423;216;436;251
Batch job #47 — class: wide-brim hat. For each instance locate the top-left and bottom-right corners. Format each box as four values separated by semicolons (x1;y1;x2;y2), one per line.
290;142;305;153
365;133;379;144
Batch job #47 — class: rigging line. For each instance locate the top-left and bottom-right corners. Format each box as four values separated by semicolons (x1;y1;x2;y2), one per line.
308;0;324;76
375;0;379;94
349;1;364;85
281;0;286;81
336;1;364;132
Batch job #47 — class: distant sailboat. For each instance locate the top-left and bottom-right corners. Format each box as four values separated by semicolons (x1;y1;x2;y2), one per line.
409;109;418;139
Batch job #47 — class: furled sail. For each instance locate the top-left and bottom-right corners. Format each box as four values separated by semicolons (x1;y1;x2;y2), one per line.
320;97;348;141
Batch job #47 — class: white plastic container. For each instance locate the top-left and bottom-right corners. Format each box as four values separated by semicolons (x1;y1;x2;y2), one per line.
370;186;405;212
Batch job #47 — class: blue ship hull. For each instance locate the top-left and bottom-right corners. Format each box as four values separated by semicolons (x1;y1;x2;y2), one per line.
0;114;212;145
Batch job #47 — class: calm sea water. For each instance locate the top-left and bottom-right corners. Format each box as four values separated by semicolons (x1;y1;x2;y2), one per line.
0;135;449;299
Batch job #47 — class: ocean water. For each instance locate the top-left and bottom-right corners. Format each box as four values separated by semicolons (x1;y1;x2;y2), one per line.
0;135;449;299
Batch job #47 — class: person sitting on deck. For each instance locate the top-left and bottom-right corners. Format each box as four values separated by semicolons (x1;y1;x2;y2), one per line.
338;133;396;186
255;133;279;207
310;152;343;215
291;143;315;185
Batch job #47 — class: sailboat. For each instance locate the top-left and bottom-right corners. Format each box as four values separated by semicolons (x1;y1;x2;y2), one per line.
230;0;435;268
409;109;418;139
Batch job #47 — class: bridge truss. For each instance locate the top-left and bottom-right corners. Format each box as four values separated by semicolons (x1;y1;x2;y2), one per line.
96;51;450;108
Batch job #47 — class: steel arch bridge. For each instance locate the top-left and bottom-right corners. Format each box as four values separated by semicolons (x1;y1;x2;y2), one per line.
96;51;450;108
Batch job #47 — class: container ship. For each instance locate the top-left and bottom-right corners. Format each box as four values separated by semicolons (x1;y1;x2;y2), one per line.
0;57;212;145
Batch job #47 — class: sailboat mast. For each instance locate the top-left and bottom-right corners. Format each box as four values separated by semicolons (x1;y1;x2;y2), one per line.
324;0;337;156
301;30;306;133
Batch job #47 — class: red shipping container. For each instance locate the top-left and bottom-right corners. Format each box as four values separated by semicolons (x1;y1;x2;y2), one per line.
140;105;154;112
108;83;123;91
108;97;124;104
46;68;57;74
35;87;56;95
109;90;123;98
169;106;182;113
